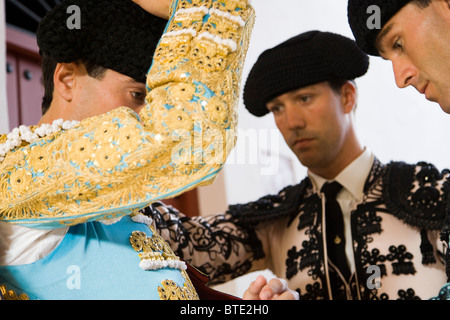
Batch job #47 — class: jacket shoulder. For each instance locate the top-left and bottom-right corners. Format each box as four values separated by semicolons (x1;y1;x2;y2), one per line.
383;161;450;230
227;178;312;226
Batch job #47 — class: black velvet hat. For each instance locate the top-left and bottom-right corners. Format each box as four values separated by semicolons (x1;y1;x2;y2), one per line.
243;31;369;117
347;0;411;56
36;0;167;83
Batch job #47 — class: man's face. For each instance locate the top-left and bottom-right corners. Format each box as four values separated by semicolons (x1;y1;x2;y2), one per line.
376;1;450;112
71;65;147;121
266;82;351;175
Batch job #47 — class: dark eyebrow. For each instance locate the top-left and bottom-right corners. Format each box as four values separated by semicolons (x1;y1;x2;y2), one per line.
375;23;394;55
266;97;281;106
118;75;145;86
122;80;146;91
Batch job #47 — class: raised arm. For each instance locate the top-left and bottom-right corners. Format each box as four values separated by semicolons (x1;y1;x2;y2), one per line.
0;0;255;229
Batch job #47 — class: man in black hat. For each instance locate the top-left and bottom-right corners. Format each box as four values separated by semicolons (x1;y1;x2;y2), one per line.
151;30;449;300
347;0;450;299
347;0;450;113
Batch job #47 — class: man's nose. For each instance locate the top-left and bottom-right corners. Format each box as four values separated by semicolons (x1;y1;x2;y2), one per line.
392;57;416;89
284;103;306;130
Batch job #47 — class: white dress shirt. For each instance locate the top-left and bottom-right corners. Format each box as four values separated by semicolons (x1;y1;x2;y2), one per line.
308;147;374;274
0;222;68;265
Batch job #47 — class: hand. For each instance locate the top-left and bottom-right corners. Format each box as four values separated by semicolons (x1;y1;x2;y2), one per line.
242;275;300;300
131;0;172;19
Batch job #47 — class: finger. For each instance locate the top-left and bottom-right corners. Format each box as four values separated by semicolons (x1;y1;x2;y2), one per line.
272;289;300;300
269;278;288;294
243;275;267;300
259;278;288;300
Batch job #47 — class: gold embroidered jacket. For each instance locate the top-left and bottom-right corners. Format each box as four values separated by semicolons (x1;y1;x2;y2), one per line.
0;0;255;229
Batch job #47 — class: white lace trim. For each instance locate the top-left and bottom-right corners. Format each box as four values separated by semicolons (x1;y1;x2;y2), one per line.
0;119;79;162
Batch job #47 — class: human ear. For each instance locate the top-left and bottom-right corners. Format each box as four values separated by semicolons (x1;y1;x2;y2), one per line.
436;0;450;13
53;62;77;102
340;81;357;114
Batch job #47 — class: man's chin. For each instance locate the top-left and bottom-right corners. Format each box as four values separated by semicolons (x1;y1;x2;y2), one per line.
423;94;450;114
437;101;450;114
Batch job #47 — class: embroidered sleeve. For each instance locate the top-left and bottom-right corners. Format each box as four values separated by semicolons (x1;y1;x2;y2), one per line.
146;202;265;285
0;0;255;229
146;183;306;285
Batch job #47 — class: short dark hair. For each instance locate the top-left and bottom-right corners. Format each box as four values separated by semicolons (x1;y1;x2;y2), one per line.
413;0;432;8
328;79;354;95
328;79;358;111
40;54;107;115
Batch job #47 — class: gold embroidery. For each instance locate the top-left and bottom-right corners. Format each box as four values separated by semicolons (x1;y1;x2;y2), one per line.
129;218;199;300
130;226;181;264
67;136;97;165
0;0;255;228
9;168;32;194
27;144;51;173
158;272;199;300
91;143;123;172
0;284;29;300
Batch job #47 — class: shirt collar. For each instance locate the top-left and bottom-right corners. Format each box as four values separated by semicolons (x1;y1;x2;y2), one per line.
308;147;374;201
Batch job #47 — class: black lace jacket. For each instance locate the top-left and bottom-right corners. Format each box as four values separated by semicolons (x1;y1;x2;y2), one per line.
144;159;450;300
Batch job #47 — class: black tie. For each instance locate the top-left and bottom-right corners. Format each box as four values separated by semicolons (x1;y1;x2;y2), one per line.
321;181;351;281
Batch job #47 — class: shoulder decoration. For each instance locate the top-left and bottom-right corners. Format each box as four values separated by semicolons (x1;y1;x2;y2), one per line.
383;161;450;230
0;0;255;229
227;179;311;226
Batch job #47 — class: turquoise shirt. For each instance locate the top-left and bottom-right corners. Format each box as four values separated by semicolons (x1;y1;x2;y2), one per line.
0;215;197;300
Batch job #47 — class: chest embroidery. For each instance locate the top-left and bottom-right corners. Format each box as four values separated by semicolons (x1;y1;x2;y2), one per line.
130;214;187;271
130;213;199;300
0;284;29;300
157;272;199;300
387;245;416;275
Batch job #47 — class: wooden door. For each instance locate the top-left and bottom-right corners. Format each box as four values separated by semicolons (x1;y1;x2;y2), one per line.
16;56;44;126
6;51;19;129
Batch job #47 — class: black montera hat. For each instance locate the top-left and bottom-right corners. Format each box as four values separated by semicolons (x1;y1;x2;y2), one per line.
347;0;410;56
243;31;369;117
36;0;167;83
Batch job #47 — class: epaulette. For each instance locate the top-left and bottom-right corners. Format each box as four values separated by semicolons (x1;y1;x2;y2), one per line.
383;161;449;231
227;178;311;226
